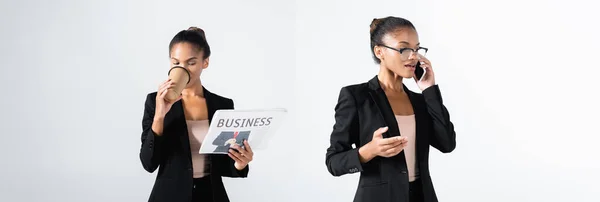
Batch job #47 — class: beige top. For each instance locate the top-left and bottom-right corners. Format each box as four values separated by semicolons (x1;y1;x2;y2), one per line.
395;114;419;182
186;120;210;178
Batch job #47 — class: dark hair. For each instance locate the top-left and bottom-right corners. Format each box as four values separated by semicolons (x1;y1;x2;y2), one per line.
168;27;211;59
370;16;416;64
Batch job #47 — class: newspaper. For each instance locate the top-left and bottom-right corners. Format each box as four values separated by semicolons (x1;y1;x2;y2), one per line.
199;108;287;154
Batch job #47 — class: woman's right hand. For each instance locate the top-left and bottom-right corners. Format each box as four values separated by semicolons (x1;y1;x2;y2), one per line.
359;127;408;163
151;79;181;136
154;79;181;119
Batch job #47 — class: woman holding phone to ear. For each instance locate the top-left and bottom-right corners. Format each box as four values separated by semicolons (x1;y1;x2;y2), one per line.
139;27;254;202
325;16;457;202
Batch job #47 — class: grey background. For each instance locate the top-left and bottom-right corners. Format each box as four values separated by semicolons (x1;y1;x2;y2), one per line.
1;0;599;201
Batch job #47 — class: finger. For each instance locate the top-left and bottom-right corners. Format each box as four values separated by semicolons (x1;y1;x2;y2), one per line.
419;60;434;73
425;64;434;75
418;54;430;64
160;79;173;89
228;153;243;163
396;137;408;146
379;136;403;145
243;140;253;154
391;147;404;156
373;127;388;139
382;148;399;157
229;149;245;162
158;79;168;89
379;145;397;153
233;144;249;157
164;83;177;93
399;137;408;146
382;147;398;156
417;66;432;80
383;145;404;156
159;80;174;93
159;85;170;95
158;87;169;98
381;136;404;146
233;148;251;162
232;147;247;159
239;154;251;163
379;140;403;151
423;59;432;67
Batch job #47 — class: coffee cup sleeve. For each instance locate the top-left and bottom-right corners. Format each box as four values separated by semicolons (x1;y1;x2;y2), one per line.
167;66;191;84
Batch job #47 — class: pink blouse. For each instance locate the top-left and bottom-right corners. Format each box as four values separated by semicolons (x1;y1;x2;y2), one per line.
186;120;210;178
395;114;419;182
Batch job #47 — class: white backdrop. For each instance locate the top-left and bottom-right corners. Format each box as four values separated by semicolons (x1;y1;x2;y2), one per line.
295;0;600;202
1;0;599;201
0;0;295;201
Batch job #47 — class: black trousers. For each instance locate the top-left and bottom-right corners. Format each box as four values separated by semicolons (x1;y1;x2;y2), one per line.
409;178;424;202
192;176;214;202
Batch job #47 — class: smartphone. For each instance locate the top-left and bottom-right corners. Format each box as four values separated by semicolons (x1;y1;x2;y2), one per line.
414;61;425;80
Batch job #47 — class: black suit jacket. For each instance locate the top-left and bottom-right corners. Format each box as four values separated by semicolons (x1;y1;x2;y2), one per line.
325;76;456;202
139;87;249;202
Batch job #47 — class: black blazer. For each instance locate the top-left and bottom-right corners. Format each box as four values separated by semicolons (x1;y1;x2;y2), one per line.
325;76;456;202
139;87;249;202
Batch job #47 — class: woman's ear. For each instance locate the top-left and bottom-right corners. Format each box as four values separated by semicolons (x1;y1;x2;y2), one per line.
202;57;210;69
374;46;384;61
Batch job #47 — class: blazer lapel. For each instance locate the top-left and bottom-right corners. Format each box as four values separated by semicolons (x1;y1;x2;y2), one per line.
166;99;192;156
203;87;218;125
367;76;401;138
201;86;225;177
164;98;186;134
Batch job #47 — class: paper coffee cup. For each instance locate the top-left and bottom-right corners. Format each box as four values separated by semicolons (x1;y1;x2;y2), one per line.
165;66;191;102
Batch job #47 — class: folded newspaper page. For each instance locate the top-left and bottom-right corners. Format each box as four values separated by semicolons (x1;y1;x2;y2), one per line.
199;108;287;154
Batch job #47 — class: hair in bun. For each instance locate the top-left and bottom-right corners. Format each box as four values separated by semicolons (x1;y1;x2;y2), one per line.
168;26;211;59
187;26;206;39
369;16;416;64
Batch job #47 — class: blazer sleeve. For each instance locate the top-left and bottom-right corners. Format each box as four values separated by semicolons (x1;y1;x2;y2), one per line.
422;85;457;153
139;93;166;173
325;87;363;177
219;99;250;178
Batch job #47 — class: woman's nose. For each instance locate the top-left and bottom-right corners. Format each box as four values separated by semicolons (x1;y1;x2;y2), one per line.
407;51;420;60
176;64;190;70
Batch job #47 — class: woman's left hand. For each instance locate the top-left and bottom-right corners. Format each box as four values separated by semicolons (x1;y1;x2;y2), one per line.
414;54;436;91
229;140;253;170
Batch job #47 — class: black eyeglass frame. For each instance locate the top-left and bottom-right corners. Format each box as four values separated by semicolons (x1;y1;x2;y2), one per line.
377;44;428;57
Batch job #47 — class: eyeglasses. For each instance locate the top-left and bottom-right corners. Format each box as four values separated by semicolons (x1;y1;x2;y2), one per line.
378;44;428;59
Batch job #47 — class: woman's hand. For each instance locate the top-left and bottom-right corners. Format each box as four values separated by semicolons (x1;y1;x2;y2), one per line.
414;54;436;91
151;79;182;136
228;140;254;170
155;79;182;119
359;127;408;163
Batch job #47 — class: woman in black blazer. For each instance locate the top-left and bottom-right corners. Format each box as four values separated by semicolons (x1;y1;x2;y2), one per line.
140;27;254;202
325;16;457;202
